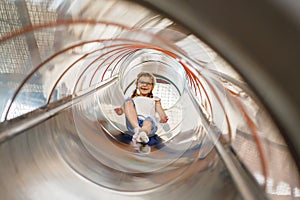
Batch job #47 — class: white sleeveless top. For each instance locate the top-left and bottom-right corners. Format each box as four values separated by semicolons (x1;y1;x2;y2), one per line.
133;96;160;120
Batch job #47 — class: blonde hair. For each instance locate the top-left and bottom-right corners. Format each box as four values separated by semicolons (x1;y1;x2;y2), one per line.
131;72;156;98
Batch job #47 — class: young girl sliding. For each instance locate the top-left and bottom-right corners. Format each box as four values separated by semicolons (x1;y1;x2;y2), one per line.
114;72;168;144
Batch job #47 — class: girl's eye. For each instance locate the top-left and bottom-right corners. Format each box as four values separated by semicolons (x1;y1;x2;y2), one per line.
138;81;153;86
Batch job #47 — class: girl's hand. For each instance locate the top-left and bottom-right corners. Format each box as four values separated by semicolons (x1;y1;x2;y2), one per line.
160;116;168;123
114;107;123;115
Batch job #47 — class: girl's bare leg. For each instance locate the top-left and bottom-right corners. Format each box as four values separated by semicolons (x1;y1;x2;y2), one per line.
124;100;139;129
137;120;151;143
124;100;151;143
141;120;152;135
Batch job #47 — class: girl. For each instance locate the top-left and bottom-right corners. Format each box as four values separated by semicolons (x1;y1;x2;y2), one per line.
115;72;168;144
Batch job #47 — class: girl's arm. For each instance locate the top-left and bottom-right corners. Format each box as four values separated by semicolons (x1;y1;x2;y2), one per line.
155;99;168;123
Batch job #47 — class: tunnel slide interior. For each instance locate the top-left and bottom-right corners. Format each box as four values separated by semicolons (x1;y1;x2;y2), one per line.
0;0;299;199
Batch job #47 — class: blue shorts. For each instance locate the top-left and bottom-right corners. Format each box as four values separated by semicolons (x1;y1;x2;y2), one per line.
125;98;157;136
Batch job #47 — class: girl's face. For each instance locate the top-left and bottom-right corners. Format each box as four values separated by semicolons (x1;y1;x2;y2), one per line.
137;76;154;96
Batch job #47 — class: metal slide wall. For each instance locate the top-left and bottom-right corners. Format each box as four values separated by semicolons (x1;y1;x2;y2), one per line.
0;1;299;199
0;77;240;199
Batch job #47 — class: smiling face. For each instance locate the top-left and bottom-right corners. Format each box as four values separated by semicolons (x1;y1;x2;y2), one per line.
137;75;154;96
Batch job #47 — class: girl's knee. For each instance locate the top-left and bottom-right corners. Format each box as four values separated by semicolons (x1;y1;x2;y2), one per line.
143;120;152;127
125;99;134;107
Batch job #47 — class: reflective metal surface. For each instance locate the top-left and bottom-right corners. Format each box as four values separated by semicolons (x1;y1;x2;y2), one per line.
0;77;240;199
0;0;299;199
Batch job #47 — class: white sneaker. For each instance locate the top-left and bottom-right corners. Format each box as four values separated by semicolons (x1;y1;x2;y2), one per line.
133;127;141;134
133;142;141;151
135;133;141;143
140;145;151;154
132;132;139;145
138;132;149;143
